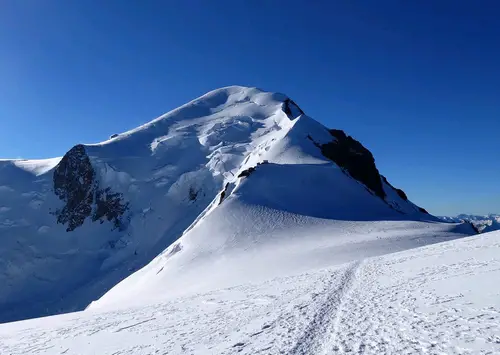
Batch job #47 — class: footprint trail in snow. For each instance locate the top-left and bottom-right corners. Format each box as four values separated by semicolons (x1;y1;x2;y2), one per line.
1;232;499;355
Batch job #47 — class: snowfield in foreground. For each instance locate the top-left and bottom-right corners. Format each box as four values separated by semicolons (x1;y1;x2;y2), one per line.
1;231;499;355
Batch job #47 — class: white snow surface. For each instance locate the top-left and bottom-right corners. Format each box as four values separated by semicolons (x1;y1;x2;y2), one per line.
0;86;475;323
91;177;472;309
1;230;498;355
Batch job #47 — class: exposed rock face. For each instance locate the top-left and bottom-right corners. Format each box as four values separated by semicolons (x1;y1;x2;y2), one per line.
395;188;408;201
382;176;408;201
92;187;129;231
319;129;386;199
188;187;198;201
53;145;96;231
282;98;304;119
238;166;256;178
219;183;229;205
53;145;129;232
417;207;430;215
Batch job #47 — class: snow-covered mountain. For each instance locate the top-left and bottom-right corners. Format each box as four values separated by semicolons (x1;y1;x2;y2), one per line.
0;86;475;323
440;214;500;233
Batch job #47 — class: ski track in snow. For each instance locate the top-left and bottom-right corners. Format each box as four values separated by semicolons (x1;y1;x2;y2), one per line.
329;237;500;355
0;264;360;355
1;233;499;355
289;261;361;355
0;265;358;355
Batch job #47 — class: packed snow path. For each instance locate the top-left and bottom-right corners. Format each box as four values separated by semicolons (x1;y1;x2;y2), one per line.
1;233;499;355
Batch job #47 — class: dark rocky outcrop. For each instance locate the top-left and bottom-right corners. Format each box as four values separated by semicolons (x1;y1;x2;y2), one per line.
282;98;304;119
381;176;408;201
238;166;256;178
318;129;386;199
418;207;429;214
53;145;129;232
167;243;182;257
92;187;129;230
238;161;269;179
395;188;408;201
53;145;96;231
219;183;229;205
188;187;198;201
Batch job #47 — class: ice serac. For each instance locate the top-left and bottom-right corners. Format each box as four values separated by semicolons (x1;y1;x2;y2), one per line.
0;86;475;322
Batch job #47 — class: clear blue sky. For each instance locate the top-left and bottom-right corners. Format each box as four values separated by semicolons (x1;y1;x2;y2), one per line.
1;1;499;216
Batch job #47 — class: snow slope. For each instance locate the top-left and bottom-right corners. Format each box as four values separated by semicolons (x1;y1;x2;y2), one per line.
0;86;474;323
92;171;473;309
1;230;498;355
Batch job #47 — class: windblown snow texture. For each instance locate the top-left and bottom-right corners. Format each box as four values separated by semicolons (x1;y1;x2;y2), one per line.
1;231;498;355
0;86;474;323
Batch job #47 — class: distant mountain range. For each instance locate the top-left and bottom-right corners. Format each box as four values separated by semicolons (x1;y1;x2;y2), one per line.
440;214;500;233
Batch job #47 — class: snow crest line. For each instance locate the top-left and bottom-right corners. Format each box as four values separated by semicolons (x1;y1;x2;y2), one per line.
289;260;362;355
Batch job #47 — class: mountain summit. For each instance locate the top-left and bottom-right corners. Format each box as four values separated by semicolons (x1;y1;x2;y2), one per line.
0;86;474;322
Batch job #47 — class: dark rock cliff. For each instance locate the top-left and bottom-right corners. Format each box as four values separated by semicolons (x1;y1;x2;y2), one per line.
53;145;129;232
381;176;408;201
282;99;387;202
318;129;386;199
53;145;96;231
92;187;129;230
283;98;304;119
